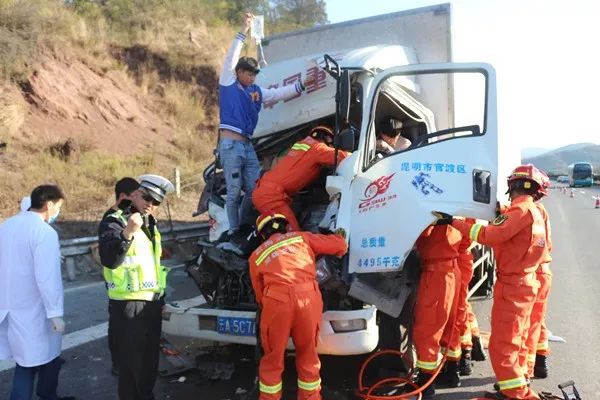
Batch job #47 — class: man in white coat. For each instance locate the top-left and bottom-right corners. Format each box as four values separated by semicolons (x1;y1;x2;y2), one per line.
0;184;72;400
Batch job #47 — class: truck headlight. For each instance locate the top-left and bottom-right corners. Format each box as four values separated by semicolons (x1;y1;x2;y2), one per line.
330;319;367;333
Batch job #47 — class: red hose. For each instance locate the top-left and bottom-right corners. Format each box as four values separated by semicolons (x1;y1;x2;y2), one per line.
355;348;449;400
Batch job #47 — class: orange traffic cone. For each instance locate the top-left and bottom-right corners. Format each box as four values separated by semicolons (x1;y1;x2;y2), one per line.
595;196;600;209
570;189;575;198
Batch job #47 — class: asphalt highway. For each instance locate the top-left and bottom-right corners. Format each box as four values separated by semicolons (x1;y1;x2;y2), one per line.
1;186;599;399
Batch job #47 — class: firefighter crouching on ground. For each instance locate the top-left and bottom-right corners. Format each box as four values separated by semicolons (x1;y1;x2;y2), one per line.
525;171;553;380
98;174;174;400
252;126;349;232
412;223;463;398
435;164;547;400
249;212;348;400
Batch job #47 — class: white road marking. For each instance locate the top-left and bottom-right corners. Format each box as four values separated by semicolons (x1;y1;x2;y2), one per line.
0;322;108;372
64;280;104;294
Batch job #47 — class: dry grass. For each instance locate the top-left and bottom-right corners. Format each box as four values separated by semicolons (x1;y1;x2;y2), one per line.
0;84;26;138
0;0;244;225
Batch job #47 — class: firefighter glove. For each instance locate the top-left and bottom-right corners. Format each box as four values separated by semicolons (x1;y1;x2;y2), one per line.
334;227;347;239
431;210;453;225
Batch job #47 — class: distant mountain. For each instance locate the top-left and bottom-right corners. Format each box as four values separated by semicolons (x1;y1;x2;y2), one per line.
522;143;600;175
521;147;552;159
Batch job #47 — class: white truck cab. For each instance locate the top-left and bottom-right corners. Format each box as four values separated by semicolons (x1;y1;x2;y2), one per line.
163;3;513;356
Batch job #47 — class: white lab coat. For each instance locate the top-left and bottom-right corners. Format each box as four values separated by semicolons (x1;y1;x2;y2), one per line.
0;211;63;367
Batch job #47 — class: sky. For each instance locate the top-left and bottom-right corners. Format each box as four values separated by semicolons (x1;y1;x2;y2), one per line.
325;0;600;151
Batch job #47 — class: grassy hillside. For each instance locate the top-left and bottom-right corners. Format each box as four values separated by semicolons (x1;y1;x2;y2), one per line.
0;0;255;224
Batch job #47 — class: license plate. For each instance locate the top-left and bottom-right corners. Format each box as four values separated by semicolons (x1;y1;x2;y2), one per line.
216;316;256;337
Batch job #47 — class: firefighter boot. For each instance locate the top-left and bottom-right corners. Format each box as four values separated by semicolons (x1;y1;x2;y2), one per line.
459;349;473;376
437;360;461;388
471;335;487;361
534;354;549;379
414;371;435;399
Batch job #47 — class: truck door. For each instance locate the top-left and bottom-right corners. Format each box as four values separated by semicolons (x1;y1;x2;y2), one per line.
348;63;498;273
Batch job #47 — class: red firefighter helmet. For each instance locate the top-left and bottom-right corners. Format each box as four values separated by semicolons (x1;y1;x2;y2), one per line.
507;164;545;194
536;169;550;198
255;212;289;237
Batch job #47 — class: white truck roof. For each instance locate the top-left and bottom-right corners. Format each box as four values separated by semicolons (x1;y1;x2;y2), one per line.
253;3;452;139
254;45;417;138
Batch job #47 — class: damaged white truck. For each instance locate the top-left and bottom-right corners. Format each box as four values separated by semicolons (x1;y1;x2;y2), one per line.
162;4;514;355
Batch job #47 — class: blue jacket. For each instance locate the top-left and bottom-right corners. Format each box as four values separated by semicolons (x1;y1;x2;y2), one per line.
219;33;303;137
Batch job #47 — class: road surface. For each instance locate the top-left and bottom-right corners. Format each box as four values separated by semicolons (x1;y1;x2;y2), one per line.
2;186;599;399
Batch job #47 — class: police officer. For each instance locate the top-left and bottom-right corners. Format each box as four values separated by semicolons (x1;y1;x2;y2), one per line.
98;174;174;400
102;177;139;376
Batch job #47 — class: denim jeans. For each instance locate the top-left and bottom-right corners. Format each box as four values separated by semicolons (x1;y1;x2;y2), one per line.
10;357;64;400
218;138;261;231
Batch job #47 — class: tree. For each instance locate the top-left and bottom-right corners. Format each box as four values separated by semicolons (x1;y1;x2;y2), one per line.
268;0;328;33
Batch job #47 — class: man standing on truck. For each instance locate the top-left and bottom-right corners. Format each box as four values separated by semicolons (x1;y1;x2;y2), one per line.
249;212;347;400
435;164;547;400
412;223;463;398
216;13;314;252
252;126;348;232
98;174;173;400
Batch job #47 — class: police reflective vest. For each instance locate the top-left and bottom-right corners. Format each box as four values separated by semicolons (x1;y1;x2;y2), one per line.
103;210;167;301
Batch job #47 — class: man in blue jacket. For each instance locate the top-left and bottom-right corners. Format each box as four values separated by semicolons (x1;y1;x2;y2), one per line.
217;13;313;253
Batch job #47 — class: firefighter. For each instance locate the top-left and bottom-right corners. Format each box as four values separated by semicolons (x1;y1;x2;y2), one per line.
412;223;463;398
524;171;553;379
444;219;477;377
434;164;547;400
249;212;347;400
464;303;487;362
252;126;349;232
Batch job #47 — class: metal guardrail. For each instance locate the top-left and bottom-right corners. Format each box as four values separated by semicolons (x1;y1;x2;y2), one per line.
60;223;210;257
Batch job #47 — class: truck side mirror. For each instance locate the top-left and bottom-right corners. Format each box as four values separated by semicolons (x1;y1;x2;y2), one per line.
335;128;356;152
338;69;351;124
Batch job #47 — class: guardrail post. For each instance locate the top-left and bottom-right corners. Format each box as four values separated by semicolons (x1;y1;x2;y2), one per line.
174;167;181;198
65;257;77;281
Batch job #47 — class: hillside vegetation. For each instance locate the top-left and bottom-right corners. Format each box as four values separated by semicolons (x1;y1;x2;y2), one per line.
0;0;326;227
522;143;600;176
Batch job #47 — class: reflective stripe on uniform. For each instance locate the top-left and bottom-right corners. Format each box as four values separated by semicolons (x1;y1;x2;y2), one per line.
103;210;166;301
527;353;536;363
291;143;311;152
259;381;282;394
445;348;462;359
497;376;527;390
297;378;321;391
460;334;472;344
536;341;549;351
256;236;304;265
469;223;484;241
416;359;439;371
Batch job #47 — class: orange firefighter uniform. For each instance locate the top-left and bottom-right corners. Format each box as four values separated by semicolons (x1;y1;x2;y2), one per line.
446;219;476;360
413;224;462;372
249;231;348;400
462;302;481;349
453;195;546;400
524;202;552;377
252;136;348;231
